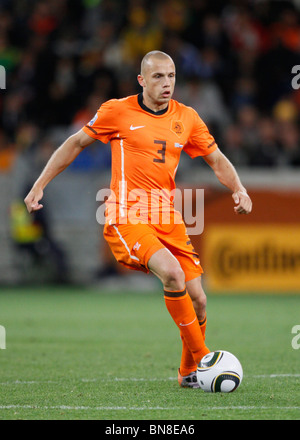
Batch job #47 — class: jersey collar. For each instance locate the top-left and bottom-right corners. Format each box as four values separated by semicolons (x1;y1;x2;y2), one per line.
138;93;169;115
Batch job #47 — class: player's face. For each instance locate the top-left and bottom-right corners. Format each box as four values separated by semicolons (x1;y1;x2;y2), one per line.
138;58;176;111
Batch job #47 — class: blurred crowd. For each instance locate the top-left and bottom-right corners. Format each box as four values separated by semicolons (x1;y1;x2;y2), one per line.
0;0;300;174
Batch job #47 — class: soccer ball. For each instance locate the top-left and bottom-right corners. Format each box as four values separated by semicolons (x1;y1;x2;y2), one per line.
197;350;243;393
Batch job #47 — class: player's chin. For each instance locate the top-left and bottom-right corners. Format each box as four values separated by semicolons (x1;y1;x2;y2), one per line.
157;97;171;107
159;91;172;101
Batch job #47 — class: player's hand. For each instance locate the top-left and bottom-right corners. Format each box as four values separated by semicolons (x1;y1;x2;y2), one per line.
232;190;252;215
24;186;44;213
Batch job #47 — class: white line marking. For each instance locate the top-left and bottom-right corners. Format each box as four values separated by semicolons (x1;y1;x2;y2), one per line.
253;374;300;378
0;377;176;386
0;380;57;385
0;374;299;386
0;404;299;412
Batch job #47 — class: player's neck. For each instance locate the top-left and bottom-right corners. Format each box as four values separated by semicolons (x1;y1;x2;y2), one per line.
142;92;169;113
138;93;169;116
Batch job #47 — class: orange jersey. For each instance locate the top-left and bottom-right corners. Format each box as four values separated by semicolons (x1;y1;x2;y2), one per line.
82;94;217;224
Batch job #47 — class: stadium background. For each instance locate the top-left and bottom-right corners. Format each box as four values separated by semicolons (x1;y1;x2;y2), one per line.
0;0;300;294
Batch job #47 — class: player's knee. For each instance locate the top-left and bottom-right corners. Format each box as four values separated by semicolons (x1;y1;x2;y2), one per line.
163;264;185;291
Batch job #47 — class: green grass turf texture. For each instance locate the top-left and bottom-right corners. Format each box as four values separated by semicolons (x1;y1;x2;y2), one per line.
0;286;299;420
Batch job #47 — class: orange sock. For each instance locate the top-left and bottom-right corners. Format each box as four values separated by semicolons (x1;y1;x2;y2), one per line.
164;288;209;370
179;332;198;376
180;313;208;376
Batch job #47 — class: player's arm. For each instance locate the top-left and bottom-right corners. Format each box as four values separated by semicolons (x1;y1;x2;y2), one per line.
24;129;95;213
203;148;252;215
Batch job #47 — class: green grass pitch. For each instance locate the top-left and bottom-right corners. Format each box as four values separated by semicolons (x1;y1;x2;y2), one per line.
0;286;299;420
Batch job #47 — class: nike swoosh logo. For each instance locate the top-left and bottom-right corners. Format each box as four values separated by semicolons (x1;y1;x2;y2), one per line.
130;125;145;130
179;317;197;327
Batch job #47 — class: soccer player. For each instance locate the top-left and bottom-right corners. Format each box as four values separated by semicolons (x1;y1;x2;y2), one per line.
24;51;252;388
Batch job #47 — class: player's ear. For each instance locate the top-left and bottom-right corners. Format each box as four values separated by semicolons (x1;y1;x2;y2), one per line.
137;74;145;88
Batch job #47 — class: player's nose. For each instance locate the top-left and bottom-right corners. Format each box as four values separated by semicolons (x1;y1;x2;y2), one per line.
163;76;171;87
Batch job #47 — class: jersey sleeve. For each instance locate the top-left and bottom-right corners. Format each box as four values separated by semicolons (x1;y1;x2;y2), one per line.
82;99;118;143
183;108;218;158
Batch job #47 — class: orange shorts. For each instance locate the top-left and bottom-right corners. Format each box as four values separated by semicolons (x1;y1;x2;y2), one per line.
103;220;203;282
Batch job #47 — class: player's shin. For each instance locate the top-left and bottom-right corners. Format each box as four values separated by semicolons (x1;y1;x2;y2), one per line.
179;313;208;376
164;288;210;366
